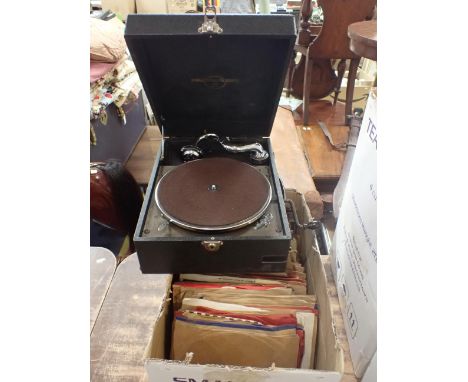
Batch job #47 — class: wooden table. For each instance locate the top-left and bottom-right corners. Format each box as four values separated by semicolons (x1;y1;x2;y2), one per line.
90;247;116;332
270;107;323;217
125;125;162;185
347;20;377;61
297;100;350;193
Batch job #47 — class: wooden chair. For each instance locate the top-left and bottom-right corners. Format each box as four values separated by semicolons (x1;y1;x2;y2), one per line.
291;0;376;126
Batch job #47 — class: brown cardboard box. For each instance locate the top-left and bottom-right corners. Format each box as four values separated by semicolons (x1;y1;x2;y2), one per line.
167;0;197;13
142;190;357;382
136;0;168;13
101;0;136;19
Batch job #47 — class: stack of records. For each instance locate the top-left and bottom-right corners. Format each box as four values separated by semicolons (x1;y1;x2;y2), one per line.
170;238;319;369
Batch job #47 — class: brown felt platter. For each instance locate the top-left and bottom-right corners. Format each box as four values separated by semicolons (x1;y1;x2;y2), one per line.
155;157;272;231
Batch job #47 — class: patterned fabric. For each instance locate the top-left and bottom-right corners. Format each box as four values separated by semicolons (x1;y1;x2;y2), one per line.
90;61;116;83
90;55;142;122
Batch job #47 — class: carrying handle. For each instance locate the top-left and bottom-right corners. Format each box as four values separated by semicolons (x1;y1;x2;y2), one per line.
198;6;223;34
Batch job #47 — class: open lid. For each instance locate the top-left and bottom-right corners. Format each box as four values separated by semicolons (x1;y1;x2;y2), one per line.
125;13;295;138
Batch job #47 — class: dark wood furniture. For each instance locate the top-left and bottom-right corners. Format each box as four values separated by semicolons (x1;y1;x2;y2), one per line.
348;20;377;61
288;0;376;126
286;2;340;104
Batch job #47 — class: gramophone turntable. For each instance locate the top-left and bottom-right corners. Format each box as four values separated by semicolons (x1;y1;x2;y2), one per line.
156;134;272;233
125;12;296;273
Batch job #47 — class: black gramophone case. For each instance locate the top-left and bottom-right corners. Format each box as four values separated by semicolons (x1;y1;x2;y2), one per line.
125;13;296;274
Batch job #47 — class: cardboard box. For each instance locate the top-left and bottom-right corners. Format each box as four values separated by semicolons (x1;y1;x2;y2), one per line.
361;352;376;382
136;0;168;13
142;190;356;382
331;88;377;377
167;0;197;13
101;0;136;19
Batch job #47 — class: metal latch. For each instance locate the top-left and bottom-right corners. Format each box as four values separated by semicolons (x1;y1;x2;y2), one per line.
198;6;223;34
284;199;331;256
285;199;321;231
201;240;223;252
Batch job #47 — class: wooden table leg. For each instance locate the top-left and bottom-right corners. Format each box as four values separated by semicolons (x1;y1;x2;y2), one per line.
345;58;360;125
285;52;296;97
333;59;346;105
303;55;313;126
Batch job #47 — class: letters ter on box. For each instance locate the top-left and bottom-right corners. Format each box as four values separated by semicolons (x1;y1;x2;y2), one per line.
125;11;296;273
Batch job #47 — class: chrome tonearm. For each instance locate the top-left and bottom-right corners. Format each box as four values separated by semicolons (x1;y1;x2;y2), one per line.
181;133;269;163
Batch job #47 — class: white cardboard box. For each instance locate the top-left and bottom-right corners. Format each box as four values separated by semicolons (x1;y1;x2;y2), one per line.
331;88;377;377
361;352;377;382
142;190;356;382
136;0;168;13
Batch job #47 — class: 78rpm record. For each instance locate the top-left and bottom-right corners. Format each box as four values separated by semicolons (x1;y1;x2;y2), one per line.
155;157;272;231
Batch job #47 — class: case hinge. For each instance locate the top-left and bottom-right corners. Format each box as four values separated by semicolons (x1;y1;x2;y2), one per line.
198;6;223;34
